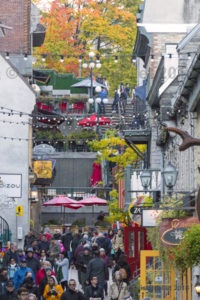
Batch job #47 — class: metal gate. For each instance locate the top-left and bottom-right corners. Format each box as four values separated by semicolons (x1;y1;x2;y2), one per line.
0;216;10;245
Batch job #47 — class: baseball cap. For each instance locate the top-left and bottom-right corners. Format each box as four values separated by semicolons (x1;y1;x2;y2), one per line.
26;247;34;253
6;280;14;287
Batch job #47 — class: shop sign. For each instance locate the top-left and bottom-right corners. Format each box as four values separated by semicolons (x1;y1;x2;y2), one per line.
159;217;199;247
0;174;22;198
33;161;52;178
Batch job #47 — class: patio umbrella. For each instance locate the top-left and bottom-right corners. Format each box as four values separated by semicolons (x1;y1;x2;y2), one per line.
71;78;106;88
42;195;84;223
78;114;112;126
79;196;107;225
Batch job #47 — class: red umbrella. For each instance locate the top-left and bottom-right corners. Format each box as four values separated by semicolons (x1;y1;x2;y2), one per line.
79;196;107;225
42;195;84;209
79;196;107;206
78;114;112;127
42;195;84;224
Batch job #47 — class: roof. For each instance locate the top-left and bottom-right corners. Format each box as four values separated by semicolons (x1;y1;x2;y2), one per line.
34;69;88;94
177;23;200;51
71;78;105;88
0;53;36;96
174;49;200;111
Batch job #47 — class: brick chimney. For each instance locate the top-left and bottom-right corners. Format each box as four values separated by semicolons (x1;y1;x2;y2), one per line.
0;0;31;54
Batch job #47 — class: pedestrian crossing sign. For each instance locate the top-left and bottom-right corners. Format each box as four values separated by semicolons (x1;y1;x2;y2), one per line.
16;206;23;216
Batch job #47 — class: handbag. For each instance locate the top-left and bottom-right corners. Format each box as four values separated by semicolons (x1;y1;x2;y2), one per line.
119;267;127;279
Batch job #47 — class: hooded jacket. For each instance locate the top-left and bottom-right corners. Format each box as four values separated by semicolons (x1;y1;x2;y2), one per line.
13;266;35;289
43;276;63;300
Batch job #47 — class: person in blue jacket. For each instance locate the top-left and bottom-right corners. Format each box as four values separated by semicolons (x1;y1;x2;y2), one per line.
98;88;108;114
13;258;35;289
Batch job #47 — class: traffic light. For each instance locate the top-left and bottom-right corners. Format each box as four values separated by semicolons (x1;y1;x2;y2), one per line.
16;206;23;216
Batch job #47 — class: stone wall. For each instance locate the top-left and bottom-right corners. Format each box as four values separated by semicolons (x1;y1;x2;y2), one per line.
0;0;31;53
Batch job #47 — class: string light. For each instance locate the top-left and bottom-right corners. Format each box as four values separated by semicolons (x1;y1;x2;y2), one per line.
114;56;118;63
1;50;199;63
60;55;64;63
5;52;9;60
42;54;46;62
24;53;28;61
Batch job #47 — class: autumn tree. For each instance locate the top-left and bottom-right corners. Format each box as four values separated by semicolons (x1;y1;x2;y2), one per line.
34;0;141;91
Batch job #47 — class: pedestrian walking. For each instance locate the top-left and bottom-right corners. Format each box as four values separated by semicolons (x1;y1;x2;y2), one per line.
39;267;54;300
84;276;104;300
98;88;108;114
8;258;19;280
99;248;111;296
3;243;19;267
76;246;92;292
112;230;124;262
112;90;120;113
120;88;127;114
13;259;35;290
124;83;130;98
43;275;63;300
49;238;61;261
21;276;39;298
96;232;111;256
0;279;18;300
24;232;36;252
26;248;40;276
38;235;50;253
108;271;129;300
112;254;131;285
60;279;86;300
62;228;73;260
55;251;69;290
86;250;109;289
0;268;8;295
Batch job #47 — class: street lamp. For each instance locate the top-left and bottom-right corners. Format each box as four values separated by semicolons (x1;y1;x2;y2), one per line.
195;276;200;297
163;162;178;193
30;185;39;202
140;169;151;189
83;52;102;135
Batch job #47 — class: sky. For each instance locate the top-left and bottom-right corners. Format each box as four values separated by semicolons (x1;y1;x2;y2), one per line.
36;0;53;11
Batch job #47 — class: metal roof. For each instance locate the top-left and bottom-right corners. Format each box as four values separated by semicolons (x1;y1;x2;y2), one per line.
177;23;200;51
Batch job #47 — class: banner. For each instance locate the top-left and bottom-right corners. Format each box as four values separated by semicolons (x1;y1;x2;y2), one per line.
118;179;125;209
33;161;52;178
159;217;199;247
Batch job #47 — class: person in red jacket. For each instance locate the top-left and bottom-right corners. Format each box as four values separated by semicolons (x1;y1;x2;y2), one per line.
36;262;55;286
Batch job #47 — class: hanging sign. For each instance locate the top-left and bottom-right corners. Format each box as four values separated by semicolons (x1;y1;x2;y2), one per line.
0;174;22;198
33;161;52;178
159;217;199;247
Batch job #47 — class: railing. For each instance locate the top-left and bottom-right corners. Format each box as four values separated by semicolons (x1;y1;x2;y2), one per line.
41;186;112;202
0;217;11;245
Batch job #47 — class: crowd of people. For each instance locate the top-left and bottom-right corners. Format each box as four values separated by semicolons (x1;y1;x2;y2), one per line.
112;83;131;114
0;227;132;300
